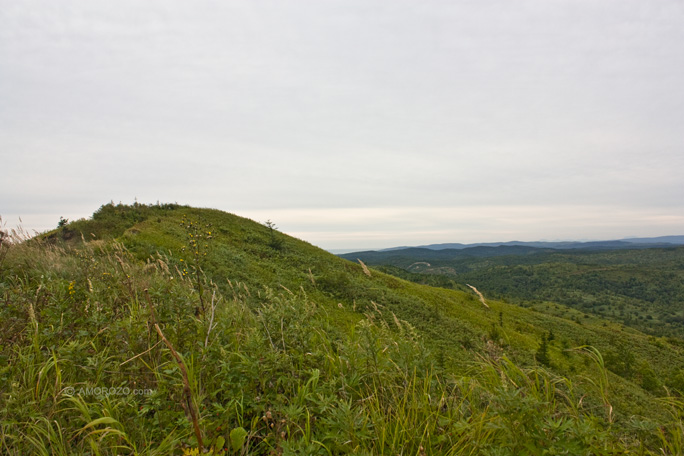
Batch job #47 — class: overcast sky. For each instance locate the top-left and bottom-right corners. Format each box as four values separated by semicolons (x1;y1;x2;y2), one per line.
2;0;683;250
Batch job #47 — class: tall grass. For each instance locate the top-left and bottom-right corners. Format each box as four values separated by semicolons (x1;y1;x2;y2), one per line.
1;214;682;454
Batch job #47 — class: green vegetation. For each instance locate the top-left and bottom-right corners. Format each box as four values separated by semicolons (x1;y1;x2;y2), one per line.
346;247;684;339
1;203;684;454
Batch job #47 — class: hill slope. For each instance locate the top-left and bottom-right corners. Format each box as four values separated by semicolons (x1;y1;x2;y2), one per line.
2;202;684;454
342;245;684;338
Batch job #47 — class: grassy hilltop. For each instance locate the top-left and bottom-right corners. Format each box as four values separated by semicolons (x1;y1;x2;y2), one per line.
1;202;684;455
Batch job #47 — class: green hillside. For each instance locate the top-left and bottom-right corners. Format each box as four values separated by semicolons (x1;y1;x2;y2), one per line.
342;246;684;339
2;203;684;454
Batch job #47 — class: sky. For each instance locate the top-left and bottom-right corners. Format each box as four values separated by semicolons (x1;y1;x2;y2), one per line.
2;0;683;251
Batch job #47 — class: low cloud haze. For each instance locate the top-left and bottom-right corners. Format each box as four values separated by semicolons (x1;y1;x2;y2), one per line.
2;0;683;249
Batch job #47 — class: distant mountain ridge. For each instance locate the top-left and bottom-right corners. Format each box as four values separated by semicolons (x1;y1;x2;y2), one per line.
377;235;684;253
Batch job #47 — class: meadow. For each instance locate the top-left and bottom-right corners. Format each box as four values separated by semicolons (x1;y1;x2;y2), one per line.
1;203;683;454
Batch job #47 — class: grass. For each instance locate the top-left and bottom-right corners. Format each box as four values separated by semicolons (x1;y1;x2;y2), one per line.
1;203;683;454
353;246;684;339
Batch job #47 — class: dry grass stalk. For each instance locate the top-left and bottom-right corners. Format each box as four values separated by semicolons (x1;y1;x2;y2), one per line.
466;284;489;308
144;289;159;327
119;340;162;367
204;290;218;350
392;312;403;330
279;284;294;295
357;259;372;277
115;255;135;297
154;322;204;451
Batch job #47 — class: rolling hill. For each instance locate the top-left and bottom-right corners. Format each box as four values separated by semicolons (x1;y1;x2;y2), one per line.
2;202;684;454
341;245;684;339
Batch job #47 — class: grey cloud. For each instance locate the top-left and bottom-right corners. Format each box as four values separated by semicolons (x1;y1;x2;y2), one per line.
1;0;683;247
